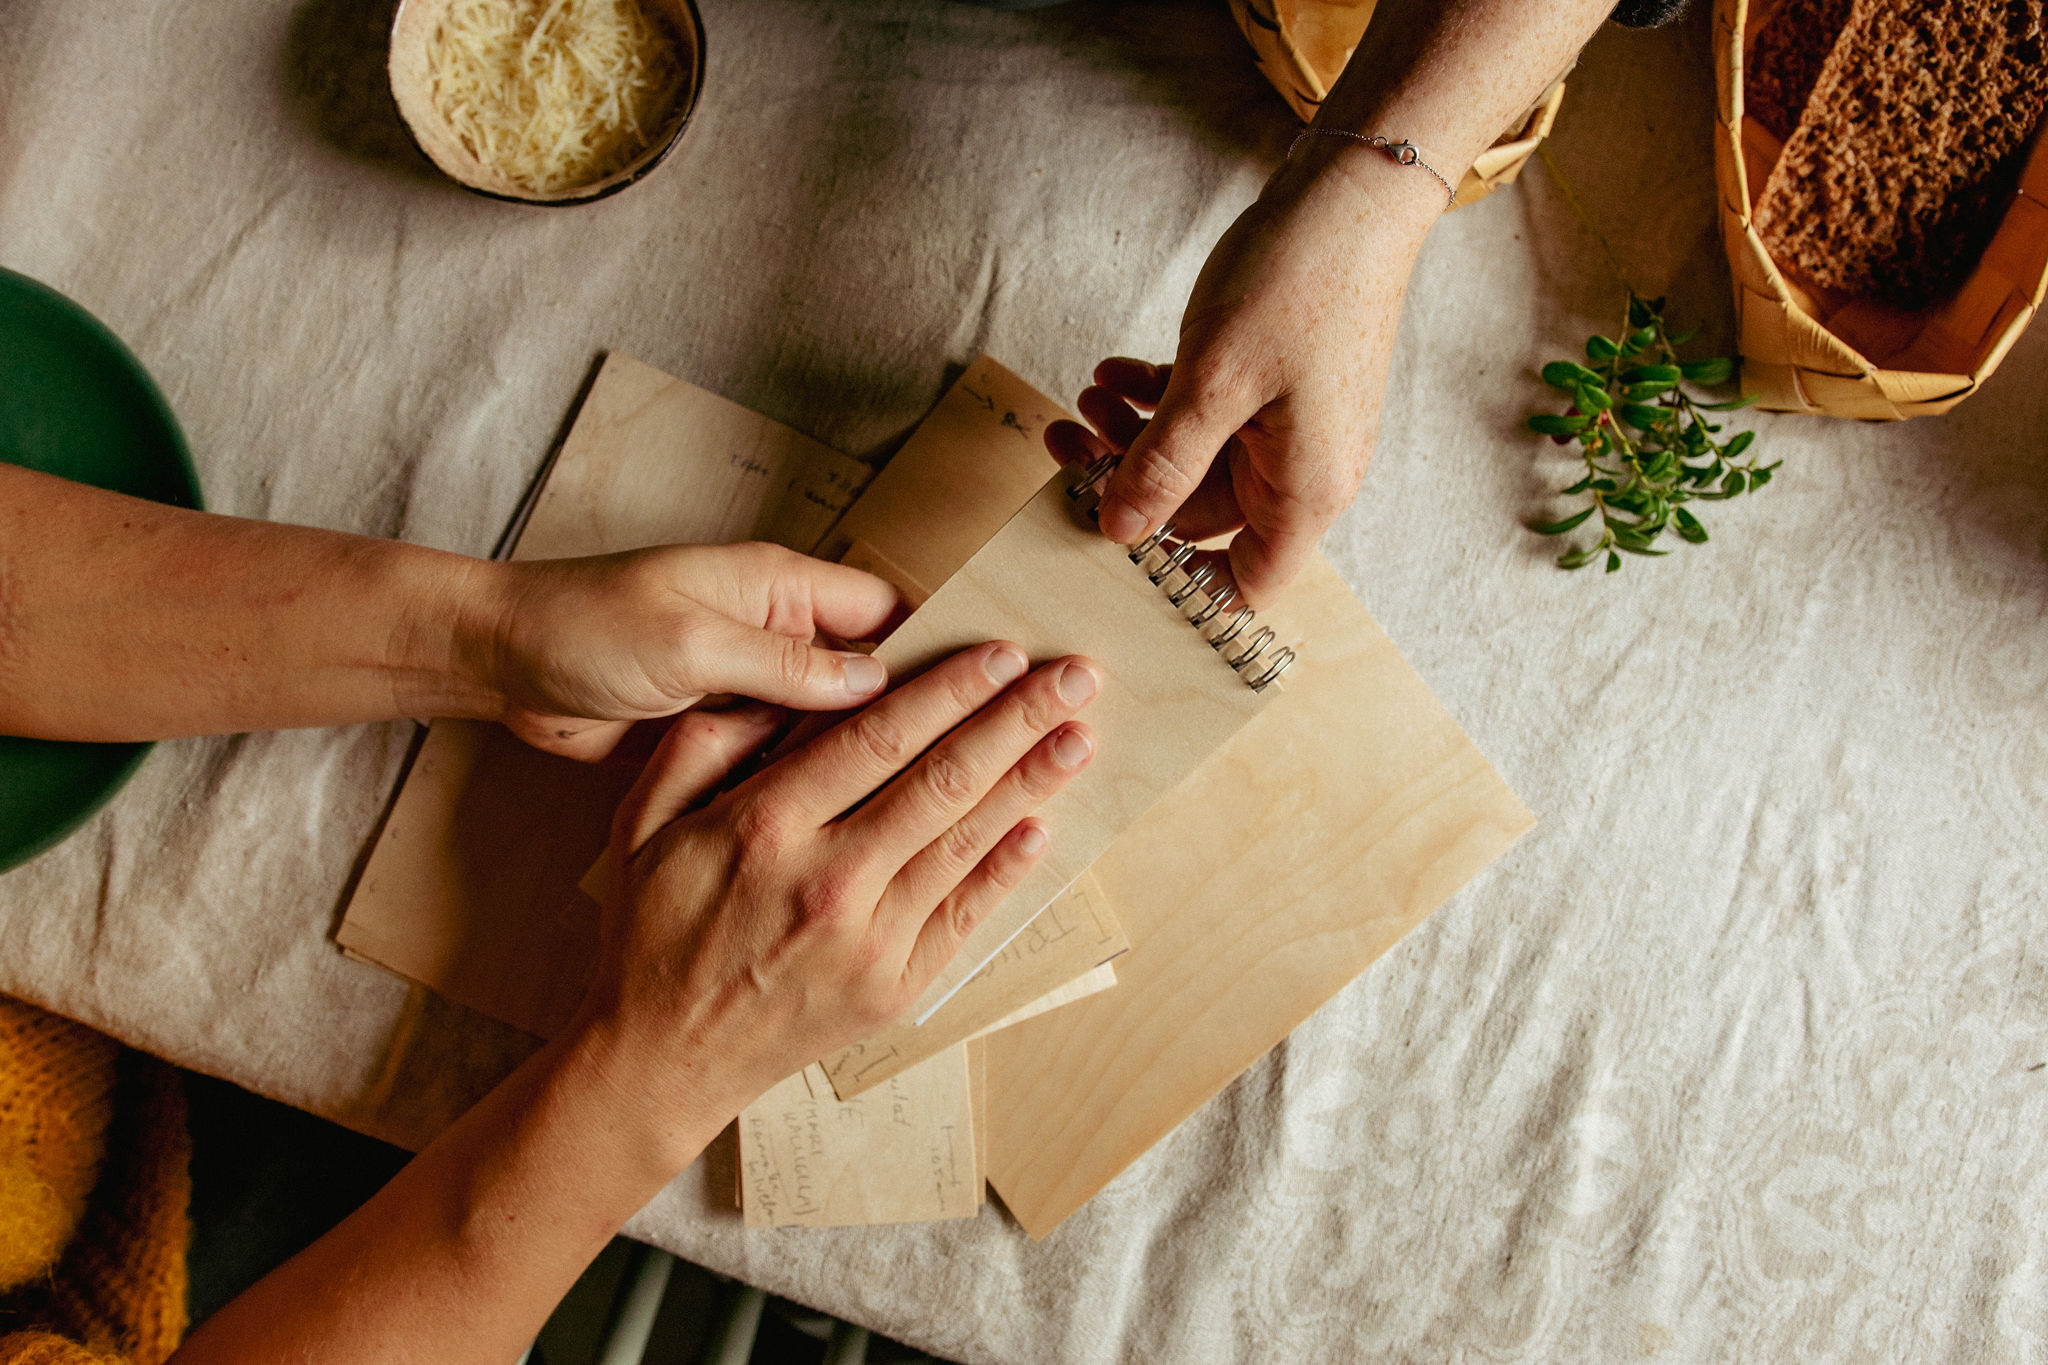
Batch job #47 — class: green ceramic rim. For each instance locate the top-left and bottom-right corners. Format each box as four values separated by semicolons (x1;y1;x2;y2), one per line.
0;267;204;873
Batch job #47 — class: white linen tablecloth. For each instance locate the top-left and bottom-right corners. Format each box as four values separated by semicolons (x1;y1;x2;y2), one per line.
3;2;2045;1360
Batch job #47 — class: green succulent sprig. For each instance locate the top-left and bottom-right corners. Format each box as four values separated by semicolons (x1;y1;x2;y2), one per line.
1527;293;1776;573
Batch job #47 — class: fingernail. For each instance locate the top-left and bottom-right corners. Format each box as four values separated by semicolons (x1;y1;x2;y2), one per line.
1099;504;1146;543
1051;726;1093;767
1057;661;1099;704
1017;824;1048;855
984;644;1028;686
841;654;886;695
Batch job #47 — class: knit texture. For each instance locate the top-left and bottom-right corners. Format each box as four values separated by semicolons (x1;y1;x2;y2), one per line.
0;998;188;1365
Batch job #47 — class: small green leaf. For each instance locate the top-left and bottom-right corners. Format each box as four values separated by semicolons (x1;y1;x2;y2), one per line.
1530;506;1597;535
1562;473;1596;495
1643;451;1678;481
1666;325;1702;346
1542;360;1601;389
1628;295;1658;328
1620;403;1666;430
1557;542;1602;570
1750;466;1773;486
1629;326;1658;350
1574;384;1613;413
1616;541;1670;556
1722;429;1755;459
1586;335;1620;359
1605;549;1622;572
1674;507;1708;543
1527;413;1590;436
1680;357;1734;384
1722;469;1748;495
1623;381;1677;401
1590;478;1619;493
1626;364;1683;383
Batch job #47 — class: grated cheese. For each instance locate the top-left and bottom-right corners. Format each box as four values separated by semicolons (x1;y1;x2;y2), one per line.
428;0;685;195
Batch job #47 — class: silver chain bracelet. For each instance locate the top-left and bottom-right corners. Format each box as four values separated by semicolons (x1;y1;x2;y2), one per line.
1287;129;1458;209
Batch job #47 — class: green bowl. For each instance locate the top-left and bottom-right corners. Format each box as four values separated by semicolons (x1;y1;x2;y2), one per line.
0;267;203;873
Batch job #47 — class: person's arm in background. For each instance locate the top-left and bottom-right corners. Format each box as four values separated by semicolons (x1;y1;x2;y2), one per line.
174;641;1102;1364
1054;0;1619;603
0;463;898;758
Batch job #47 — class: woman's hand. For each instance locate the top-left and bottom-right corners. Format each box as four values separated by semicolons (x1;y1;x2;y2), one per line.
574;640;1101;1155
0;466;899;754
1051;147;1441;605
176;641;1099;1365
481;542;901;760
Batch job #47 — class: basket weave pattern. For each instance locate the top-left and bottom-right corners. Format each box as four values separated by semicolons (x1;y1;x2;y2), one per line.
1226;0;1565;208
1714;0;2048;418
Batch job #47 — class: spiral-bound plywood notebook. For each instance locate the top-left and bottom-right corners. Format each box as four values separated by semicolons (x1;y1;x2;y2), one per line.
829;358;1534;1238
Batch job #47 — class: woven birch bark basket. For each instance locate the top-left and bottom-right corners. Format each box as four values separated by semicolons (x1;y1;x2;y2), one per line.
1227;0;1565;208
1713;0;2048;419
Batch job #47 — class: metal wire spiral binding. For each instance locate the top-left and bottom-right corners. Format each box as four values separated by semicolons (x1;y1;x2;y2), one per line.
1063;452;1296;691
1148;542;1195;585
1169;561;1216;607
1067;453;1118;504
1186;580;1237;627
1210;607;1254;651
1246;648;1296;692
1229;626;1277;672
1128;524;1176;563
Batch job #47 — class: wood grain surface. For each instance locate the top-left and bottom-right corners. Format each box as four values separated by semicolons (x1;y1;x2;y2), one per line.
336;353;872;1037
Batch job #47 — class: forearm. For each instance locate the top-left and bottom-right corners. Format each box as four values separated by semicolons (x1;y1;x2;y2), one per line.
0;464;509;740
174;1019;731;1365
1315;0;1613;175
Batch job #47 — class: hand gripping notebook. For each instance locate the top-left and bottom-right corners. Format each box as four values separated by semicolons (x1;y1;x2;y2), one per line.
824;358;1533;1237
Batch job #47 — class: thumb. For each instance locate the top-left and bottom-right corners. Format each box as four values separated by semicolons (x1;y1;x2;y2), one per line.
687;615;890;711
1097;367;1252;544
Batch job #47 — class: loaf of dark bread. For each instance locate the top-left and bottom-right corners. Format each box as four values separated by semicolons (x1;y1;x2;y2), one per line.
1753;0;2048;310
1743;0;1855;142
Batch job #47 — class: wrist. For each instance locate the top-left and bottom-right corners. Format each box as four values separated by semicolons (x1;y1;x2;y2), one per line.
1263;132;1444;252
390;549;515;722
550;1009;752;1182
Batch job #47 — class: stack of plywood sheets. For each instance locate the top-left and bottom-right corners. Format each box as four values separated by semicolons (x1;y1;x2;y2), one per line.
337;352;1531;1235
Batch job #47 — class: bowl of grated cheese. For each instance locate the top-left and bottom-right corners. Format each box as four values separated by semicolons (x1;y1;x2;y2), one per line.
389;0;703;205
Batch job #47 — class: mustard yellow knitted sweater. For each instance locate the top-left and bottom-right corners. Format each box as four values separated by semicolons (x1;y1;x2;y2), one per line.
0;996;187;1365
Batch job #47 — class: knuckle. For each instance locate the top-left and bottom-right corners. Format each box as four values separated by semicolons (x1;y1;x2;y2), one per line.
1015;679;1065;731
1017;752;1065;800
1124;452;1201;505
792;866;861;925
918;749;977;808
931;818;984;872
848;706;911;770
949;889;992;938
732;540;794;578
774;636;817;692
1293;463;1353;520
728;793;790;856
945;662;992;712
